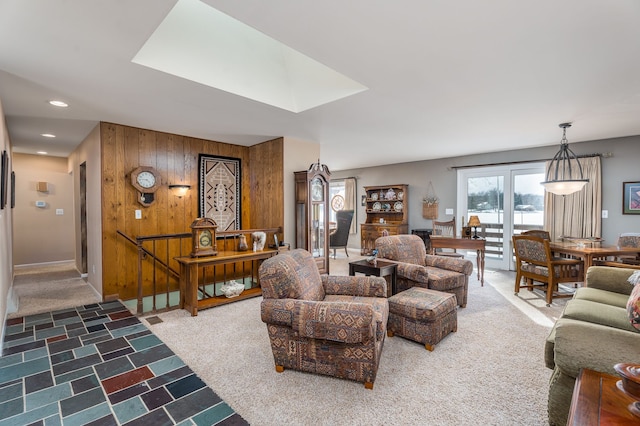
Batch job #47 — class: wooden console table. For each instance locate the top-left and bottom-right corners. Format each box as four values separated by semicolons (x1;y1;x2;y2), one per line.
568;368;640;425
175;249;278;316
428;236;485;285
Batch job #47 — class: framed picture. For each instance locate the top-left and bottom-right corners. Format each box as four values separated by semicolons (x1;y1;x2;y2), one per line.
10;171;15;208
0;150;7;210
198;154;241;231
622;181;640;214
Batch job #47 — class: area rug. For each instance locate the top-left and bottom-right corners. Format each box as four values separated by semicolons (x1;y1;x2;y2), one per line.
146;273;554;425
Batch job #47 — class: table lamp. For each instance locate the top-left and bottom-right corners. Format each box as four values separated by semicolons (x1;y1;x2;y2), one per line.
468;216;481;239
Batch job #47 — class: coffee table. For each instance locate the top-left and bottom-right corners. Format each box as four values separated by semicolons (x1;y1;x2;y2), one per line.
349;259;397;296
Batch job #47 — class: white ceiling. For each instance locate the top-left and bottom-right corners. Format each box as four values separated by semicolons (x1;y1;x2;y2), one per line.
1;0;639;171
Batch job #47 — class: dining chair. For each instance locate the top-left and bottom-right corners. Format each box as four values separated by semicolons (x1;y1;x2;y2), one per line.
512;234;583;306
329;209;354;258
432;218;464;258
522;229;551;240
594;232;640;267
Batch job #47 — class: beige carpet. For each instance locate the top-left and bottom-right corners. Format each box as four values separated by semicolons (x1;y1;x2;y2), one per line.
144;250;572;425
9;261;100;319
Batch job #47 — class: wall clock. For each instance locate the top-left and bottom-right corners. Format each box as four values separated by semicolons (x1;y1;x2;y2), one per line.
130;166;161;206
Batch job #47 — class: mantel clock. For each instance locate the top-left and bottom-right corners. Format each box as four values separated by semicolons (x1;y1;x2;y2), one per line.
190;217;218;257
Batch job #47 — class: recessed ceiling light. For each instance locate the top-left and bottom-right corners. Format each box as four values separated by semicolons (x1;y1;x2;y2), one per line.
48;100;68;107
41;133;56;138
37;151;48;155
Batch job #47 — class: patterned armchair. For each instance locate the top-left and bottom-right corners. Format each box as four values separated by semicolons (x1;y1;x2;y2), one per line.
374;235;473;307
512;234;583;306
259;249;389;389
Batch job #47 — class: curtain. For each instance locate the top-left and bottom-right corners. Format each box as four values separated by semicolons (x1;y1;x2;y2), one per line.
544;156;601;241
344;178;357;234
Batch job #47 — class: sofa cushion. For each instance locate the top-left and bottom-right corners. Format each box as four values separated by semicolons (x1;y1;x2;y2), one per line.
561;299;637;333
573;287;629;308
627;283;640;332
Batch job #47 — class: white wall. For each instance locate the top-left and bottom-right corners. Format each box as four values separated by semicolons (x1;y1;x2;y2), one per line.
68;124;102;298
283;138;320;245
12;153;75;265
0;99;14;344
331;135;640;248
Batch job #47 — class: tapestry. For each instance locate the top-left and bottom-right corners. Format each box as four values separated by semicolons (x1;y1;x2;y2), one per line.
199;154;241;231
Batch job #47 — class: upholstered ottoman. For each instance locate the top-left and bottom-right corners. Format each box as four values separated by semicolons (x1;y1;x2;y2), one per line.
387;287;457;351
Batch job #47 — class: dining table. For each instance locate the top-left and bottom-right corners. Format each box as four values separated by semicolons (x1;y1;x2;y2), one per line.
549;240;640;272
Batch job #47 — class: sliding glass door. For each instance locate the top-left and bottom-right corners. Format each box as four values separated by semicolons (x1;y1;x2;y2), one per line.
456;163;545;270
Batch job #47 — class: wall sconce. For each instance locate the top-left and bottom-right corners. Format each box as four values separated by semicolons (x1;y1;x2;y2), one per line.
169;184;191;197
540;123;588;195
468;215;481;239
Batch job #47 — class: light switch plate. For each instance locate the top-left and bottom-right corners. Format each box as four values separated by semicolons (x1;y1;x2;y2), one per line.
135;210;142;219
56;209;63;215
602;209;608;218
445;208;454;215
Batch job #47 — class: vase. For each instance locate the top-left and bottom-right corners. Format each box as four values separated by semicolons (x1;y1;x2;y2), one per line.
238;234;248;251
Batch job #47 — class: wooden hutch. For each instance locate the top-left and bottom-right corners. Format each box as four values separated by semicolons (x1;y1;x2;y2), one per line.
361;184;408;255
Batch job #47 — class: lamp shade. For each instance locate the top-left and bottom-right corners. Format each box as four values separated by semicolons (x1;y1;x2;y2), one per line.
468;215;481;227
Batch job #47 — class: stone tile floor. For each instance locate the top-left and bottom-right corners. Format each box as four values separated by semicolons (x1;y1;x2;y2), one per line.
1;300;247;425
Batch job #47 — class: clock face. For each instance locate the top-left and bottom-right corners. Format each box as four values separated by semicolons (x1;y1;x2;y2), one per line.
136;171;156;189
199;230;212;248
311;179;324;202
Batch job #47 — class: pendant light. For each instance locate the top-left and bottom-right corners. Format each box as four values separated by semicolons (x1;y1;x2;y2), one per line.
541;123;588;195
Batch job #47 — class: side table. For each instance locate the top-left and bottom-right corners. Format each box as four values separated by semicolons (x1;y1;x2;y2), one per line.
349;259;398;297
567;368;640;425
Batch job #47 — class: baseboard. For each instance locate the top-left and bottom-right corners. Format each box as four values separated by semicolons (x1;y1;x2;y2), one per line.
14;259;76;269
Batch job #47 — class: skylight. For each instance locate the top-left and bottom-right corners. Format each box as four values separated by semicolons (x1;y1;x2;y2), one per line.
132;0;367;113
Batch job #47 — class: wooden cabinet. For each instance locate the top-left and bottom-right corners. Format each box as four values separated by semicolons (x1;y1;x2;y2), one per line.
361;184;408;255
295;162;331;274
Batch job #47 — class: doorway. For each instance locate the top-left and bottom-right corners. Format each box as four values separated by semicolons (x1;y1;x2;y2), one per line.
80;162;87;275
456;163;545;270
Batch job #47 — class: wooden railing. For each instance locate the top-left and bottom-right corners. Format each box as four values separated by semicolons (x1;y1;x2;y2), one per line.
475;223;543;258
118;227;282;315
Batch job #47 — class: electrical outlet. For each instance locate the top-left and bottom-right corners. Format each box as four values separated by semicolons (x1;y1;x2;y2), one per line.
601;209;608;219
56;209;63;215
135;210;142;219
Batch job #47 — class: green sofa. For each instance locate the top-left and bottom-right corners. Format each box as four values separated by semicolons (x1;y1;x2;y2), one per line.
544;266;640;425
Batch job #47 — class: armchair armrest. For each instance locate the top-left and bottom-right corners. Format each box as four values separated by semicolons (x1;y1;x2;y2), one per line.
394;262;429;284
552;318;640;378
424;255;473;275
322;275;387;298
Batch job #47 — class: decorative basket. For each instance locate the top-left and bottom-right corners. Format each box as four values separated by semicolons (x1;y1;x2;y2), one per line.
422;181;439;219
422;203;438;219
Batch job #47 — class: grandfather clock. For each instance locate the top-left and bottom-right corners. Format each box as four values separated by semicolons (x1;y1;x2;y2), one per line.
295;161;330;274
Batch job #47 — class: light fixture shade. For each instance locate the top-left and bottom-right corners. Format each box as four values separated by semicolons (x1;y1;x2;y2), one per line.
541;180;588;196
540;123;588;195
468;215;481;227
169;184;191;197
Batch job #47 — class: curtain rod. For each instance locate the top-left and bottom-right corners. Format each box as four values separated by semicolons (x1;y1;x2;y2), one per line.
449;152;611;170
331;176;358;181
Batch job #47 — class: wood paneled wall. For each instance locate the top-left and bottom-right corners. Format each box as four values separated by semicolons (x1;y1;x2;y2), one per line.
100;122;284;300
